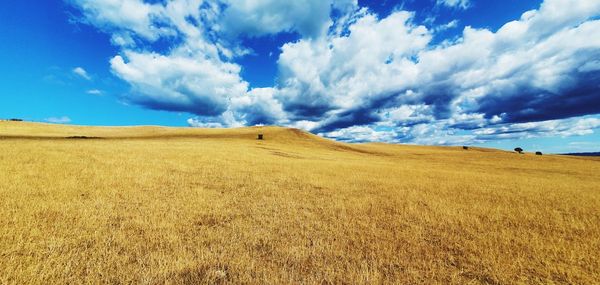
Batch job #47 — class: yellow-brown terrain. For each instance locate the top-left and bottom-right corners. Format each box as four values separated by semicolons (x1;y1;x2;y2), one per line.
1;121;599;284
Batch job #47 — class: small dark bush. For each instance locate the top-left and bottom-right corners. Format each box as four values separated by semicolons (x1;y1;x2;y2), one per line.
9;118;23;122
536;151;543;156
257;134;264;140
463;146;469;150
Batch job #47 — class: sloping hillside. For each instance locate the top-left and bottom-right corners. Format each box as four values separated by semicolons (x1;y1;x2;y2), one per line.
1;121;599;284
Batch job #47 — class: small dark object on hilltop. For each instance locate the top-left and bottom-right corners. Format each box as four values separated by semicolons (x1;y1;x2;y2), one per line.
257;134;263;140
66;136;100;139
514;147;523;154
536;151;543;156
9;118;23;122
462;146;469;150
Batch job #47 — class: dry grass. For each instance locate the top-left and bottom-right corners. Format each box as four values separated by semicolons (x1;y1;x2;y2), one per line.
1;121;599;284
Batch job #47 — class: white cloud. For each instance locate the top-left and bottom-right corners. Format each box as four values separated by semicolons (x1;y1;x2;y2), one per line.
45;116;72;124
72;67;91;80
436;0;471;10
323;123;479;145
435;20;459;32
68;0;168;43
473;117;600;140
216;0;360;39
110;51;248;116
220;0;337;38
324;125;400;143
285;0;600;140
230;87;287;125
187;118;224;128
68;0;600;145
86;89;102;95
276;11;430;120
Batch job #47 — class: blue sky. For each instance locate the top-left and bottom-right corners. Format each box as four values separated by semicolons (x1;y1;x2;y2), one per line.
1;0;599;153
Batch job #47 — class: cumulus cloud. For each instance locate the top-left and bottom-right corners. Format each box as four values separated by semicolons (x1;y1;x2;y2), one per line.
72;67;91;80
110;51;248;116
273;0;600;142
67;0;600;145
67;0;169;44
45;116;72;124
231;87;287;125
276;10;430;130
323;122;479;145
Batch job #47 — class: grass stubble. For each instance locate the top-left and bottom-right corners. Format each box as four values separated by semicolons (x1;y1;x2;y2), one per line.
0;121;599;284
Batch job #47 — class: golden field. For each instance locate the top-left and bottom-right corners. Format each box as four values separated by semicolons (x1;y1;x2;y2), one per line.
0;121;599;284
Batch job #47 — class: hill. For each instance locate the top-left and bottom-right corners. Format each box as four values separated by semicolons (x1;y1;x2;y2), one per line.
1;121;599;284
563;152;600;157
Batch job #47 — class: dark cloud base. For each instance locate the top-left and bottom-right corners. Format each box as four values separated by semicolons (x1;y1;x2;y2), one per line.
478;71;600;124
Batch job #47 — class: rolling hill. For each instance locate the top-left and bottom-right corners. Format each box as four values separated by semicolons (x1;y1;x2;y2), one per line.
1;121;599;284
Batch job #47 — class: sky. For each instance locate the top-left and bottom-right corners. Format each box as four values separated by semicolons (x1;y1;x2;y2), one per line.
1;0;599;153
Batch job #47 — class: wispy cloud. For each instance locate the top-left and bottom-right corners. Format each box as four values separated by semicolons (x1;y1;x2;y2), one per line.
434;20;459;32
72;67;91;80
86;89;102;95
436;0;471;10
45;116;72;124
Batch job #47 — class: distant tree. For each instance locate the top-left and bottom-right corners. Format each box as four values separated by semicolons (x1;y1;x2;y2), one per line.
536;151;543;156
462;146;469;150
514;147;523;154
